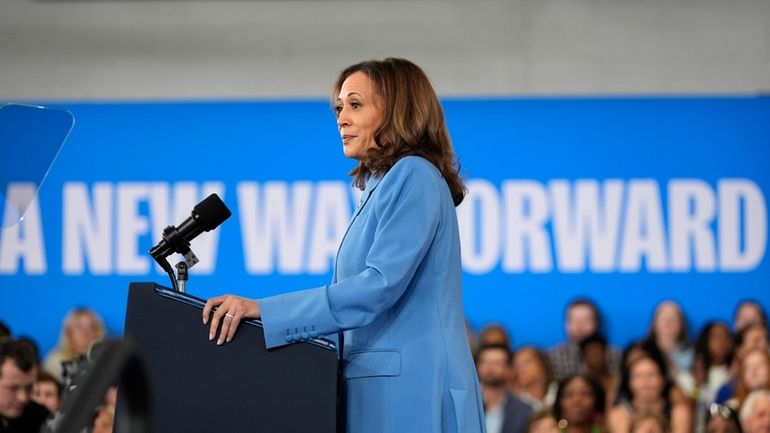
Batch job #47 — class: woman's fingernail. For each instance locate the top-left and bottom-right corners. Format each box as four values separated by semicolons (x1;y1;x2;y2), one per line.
209;332;214;341
217;338;223;345
226;336;231;343
203;317;207;325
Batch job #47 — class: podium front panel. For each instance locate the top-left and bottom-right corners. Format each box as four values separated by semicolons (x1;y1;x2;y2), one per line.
118;282;338;433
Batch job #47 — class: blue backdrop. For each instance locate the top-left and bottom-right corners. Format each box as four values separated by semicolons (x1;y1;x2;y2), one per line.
1;96;768;356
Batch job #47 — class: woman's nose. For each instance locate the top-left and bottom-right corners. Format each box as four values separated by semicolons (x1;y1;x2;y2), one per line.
337;108;350;128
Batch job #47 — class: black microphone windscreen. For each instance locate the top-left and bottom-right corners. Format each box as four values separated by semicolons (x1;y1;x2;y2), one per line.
193;193;232;231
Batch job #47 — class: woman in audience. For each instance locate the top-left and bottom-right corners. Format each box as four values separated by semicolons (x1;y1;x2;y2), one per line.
733;301;768;334
643;301;693;379
691;322;734;401
42;307;106;380
580;333;618;410
514;346;558;409
553;374;606;433
717;325;770;405
608;351;692;433
727;349;770;410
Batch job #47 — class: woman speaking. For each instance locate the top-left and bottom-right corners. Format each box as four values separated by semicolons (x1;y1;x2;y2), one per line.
203;57;486;433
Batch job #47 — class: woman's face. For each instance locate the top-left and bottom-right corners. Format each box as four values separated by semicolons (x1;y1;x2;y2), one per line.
735;303;764;332
654;302;682;341
335;71;384;160
630;357;665;403
67;312;100;355
743;350;770;391
708;324;733;365
514;348;544;386
706;416;741;433
742;326;769;356
559;377;597;425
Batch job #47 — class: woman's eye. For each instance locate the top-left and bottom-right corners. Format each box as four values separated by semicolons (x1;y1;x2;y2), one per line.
334;105;342;113
351;102;361;109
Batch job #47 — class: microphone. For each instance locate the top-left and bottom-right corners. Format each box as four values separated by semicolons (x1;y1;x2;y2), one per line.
149;193;232;264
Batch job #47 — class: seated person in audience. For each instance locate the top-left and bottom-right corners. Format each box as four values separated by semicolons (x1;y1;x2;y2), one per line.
739;390;770;433
617;342;677;403
643;301;694;380
737;325;770;362
717;324;770;405
477;344;533;433
580;332;618;410
706;404;743;433
527;410;560;433
630;413;670;433
726;349;770;410
689;322;735;431
32;371;61;414
480;324;513;349
553;374;606;433
0;340;49;432
92;404;114;433
513;346;558;410
43;307;106;380
734;302;768;334
549;299;620;382
608;351;692;433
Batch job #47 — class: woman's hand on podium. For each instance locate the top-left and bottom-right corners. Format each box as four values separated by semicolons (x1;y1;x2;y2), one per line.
202;295;261;345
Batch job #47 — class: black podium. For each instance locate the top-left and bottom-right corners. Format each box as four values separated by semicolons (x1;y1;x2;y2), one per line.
118;282;338;433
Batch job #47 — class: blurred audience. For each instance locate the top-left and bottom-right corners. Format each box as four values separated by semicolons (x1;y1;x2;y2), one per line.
1;294;767;433
739;390;770;433
580;333;618;410
631;412;670;433
608;351;692;433
549;299;621;382
480;324;513;350
513;346;557;410
92;404;114;433
32;370;61;414
643;301;694;380
727;349;770;410
477;344;533;433
706;404;743;433
42;307;106;380
553;374;606;433
0;339;49;432
527;410;560;433
734;302;768;334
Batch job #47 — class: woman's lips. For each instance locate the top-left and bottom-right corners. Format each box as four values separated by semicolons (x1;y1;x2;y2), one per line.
342;134;356;143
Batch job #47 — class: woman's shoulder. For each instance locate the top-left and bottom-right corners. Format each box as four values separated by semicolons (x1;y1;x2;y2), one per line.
389;155;439;176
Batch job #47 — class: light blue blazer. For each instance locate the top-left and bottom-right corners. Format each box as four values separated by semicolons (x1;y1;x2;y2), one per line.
259;156;486;433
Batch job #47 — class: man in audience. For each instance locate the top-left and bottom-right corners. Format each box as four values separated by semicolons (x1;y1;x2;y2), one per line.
477;344;532;433
0;340;49;432
740;390;770;433
548;298;621;381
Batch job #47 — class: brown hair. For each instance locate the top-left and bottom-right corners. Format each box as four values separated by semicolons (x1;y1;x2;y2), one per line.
630;412;670;433
331;57;466;206
735;348;770;408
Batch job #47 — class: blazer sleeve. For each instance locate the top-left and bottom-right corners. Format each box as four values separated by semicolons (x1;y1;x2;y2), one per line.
259;158;441;349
